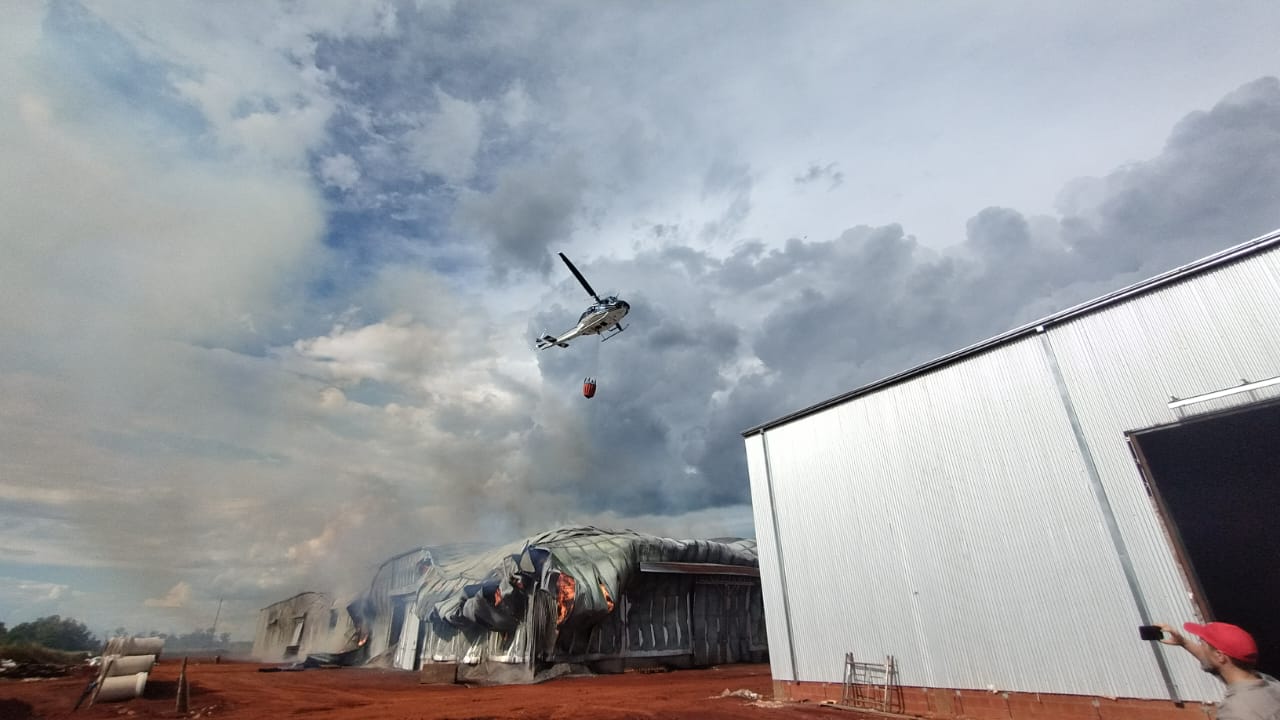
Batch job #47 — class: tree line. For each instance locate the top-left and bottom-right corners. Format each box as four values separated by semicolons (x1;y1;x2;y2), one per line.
0;616;97;651
1;616;233;652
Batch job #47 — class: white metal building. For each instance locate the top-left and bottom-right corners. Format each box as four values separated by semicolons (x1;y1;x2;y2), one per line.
742;229;1280;716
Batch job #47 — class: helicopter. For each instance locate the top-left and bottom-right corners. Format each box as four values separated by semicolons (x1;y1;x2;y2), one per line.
536;252;630;349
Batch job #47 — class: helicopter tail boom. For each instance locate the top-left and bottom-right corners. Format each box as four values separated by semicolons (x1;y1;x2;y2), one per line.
537;334;570;349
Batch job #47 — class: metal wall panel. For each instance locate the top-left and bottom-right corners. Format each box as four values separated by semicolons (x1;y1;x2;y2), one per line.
745;433;795;680
1043;247;1280;700
759;338;1160;697
745;246;1280;702
748;338;1212;700
394;610;421;670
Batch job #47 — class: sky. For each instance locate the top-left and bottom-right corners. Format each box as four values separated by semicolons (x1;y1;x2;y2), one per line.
2;0;1278;641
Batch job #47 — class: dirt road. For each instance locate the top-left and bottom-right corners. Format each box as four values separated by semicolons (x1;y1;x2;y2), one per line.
0;660;870;720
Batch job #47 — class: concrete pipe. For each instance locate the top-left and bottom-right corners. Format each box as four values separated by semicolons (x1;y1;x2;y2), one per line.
105;636;165;657
105;654;156;676
95;672;148;702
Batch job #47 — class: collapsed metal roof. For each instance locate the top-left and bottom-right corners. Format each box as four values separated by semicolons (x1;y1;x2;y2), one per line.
412;525;759;630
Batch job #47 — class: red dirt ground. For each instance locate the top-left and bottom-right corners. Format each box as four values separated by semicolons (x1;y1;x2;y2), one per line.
0;660;880;720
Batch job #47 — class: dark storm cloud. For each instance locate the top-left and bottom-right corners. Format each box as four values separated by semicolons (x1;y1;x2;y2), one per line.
648;318;738;355
744;76;1280;414
308;3;583;276
747;224;968;407
1060;77;1280;279
525;76;1280;523
527;252;749;514
454;156;587;276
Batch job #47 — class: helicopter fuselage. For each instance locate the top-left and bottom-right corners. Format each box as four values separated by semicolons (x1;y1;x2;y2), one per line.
536;252;631;350
576;298;630;335
537;298;629;349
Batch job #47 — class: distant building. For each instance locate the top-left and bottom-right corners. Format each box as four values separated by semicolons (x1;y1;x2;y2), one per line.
255;526;767;684
251;592;358;662
742;228;1280;719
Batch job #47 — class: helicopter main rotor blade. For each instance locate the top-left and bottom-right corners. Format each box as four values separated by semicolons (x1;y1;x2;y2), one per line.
559;252;601;302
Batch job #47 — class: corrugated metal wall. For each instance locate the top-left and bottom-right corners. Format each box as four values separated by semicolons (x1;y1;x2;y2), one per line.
367;548;430;662
1042;247;1280;698
746;244;1280;702
745;433;795;679
252;592;343;661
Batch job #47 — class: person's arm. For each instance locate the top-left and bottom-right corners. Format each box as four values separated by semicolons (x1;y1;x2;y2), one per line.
1157;624;1212;666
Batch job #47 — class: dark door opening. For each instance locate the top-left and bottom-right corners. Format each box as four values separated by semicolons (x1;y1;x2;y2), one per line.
388;602;407;652
1130;400;1280;673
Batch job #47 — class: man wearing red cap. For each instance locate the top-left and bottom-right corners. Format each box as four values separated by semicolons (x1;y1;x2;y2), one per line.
1157;621;1280;719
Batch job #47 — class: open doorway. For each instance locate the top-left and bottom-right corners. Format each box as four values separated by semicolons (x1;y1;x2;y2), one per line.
388;601;407;654
1129;400;1280;673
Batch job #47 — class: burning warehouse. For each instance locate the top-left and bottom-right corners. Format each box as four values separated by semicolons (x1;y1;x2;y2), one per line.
254;526;768;684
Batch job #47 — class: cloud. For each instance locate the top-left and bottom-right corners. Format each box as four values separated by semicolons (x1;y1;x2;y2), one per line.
144;582;191;608
795;162;844;190
81;2;403;168
294;317;443;387
1058;77;1280;278
741;76;1280;416
320;153;362;190
1;579;70;604
404;88;484;184
521;77;1280;509
454;155;587;276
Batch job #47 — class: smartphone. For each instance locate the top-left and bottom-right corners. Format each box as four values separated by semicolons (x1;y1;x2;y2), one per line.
1139;625;1165;641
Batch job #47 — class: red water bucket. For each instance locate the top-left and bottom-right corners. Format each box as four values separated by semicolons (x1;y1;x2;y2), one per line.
583;378;597;398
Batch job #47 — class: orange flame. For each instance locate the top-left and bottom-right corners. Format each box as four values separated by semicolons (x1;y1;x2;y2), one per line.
555;574;577;625
599;581;614;613
494;587;503;606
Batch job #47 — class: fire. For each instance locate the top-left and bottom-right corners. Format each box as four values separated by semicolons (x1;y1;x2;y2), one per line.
494;587;503;606
555;573;577;625
599;581;614;612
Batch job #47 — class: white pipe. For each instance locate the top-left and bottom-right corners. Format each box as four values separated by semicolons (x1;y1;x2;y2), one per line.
104;654;156;676
94;672;148;702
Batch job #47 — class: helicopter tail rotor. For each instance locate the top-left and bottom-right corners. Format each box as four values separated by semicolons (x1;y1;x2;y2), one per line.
537;333;569;350
558;252;601;303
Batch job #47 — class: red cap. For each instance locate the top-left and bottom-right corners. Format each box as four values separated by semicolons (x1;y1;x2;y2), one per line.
1183;622;1258;663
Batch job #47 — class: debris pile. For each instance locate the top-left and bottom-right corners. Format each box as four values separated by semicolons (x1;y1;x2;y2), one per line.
0;646;90;679
719;688;761;700
0;657;74;679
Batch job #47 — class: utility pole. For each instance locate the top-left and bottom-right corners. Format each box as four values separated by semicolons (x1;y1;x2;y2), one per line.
210;598;223;643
